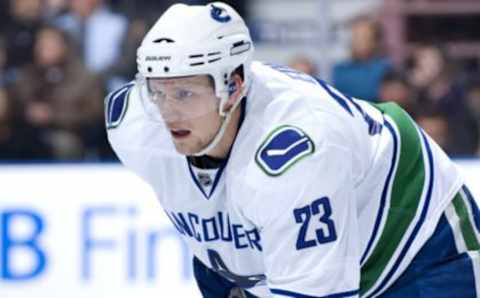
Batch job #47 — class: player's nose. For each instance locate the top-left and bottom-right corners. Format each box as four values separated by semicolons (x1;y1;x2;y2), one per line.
158;96;184;122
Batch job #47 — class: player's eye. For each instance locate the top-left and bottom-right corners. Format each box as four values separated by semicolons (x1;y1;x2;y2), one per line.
150;90;166;103
176;89;194;100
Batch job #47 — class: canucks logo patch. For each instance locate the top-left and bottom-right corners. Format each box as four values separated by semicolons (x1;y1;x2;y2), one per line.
105;82;133;129
210;4;231;23
255;125;315;176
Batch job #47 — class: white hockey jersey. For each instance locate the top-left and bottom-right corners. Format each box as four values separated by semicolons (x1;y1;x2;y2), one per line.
106;62;464;297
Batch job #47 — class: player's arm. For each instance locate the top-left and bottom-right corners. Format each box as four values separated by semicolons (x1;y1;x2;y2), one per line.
247;126;360;297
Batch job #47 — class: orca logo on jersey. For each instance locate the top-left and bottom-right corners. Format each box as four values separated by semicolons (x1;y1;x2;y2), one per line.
255;125;315;176
210;4;231;23
207;249;266;288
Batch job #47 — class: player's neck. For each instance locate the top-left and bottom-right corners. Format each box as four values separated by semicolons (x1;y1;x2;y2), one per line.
206;106;242;159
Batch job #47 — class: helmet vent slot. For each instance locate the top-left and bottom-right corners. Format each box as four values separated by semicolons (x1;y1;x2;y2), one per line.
190;62;205;66
230;41;251;56
208;52;221;56
189;54;204;58
208;58;222;63
153;38;175;43
232;41;244;47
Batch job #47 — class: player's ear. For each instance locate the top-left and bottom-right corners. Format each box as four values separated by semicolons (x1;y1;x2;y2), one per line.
223;74;244;113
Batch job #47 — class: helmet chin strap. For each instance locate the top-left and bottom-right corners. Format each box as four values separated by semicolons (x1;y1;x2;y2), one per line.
191;85;246;157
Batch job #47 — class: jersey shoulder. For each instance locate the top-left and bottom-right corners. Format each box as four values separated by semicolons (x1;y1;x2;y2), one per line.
228;68;361;225
229;108;354;229
105;82;176;177
243;65;357;178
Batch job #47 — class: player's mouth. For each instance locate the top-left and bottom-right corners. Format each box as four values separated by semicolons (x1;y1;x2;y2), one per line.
170;129;191;139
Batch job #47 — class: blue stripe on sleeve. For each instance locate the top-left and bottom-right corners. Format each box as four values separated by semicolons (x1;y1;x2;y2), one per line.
462;185;480;233
361;119;398;264
317;80;354;116
270;288;359;298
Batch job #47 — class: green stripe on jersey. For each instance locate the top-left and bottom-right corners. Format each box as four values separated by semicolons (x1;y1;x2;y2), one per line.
453;192;480;250
360;103;426;295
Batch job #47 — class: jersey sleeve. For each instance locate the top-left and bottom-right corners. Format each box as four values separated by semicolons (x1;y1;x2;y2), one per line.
105;83;170;183
105;83;148;175
242;123;361;297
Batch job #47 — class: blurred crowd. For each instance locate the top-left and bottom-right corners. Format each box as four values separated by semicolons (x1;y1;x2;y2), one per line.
0;0;478;162
289;16;480;158
0;0;246;161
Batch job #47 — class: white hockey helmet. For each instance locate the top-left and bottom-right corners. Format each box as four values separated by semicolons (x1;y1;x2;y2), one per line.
136;2;253;118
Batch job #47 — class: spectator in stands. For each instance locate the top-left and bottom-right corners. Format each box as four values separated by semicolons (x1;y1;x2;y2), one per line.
332;15;392;102
415;107;451;154
288;55;318;77
53;0;128;74
408;44;479;156
0;1;10;30
0;35;18;87
466;79;480;156
44;0;69;19
105;18;148;90
11;25;105;160
379;70;418;117
115;0;177;25
2;0;44;69
0;87;53;160
0;37;5;82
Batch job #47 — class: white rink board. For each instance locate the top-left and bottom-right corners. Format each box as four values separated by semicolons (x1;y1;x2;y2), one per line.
0;161;478;298
0;164;200;298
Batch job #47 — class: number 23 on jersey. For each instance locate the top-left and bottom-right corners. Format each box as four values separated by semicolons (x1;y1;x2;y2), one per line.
294;196;337;250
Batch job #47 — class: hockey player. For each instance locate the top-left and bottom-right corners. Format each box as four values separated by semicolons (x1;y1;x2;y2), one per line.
106;2;480;297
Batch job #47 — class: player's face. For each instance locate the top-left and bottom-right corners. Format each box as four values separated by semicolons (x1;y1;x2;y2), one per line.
147;75;222;155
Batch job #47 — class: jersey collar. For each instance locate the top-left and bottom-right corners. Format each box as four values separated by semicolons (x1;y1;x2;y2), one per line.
186;97;247;200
